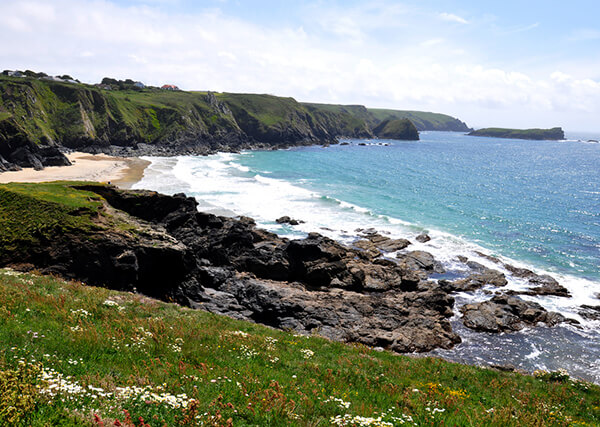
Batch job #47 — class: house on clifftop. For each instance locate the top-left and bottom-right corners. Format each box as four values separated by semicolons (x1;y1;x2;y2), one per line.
161;84;179;91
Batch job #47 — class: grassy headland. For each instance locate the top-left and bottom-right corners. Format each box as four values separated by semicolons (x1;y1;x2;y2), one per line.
1;268;598;426
0;74;470;167
468;127;565;140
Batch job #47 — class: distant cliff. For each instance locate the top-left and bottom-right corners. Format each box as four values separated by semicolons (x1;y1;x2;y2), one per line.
468;127;565;141
0;75;468;170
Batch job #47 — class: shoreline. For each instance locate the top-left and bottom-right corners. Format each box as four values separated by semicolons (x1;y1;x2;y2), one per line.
0;152;150;189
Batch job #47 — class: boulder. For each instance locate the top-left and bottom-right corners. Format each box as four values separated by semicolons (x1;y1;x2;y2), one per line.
397;250;444;274
447;264;507;292
276;216;304;226
415;233;431;243
460;295;568;333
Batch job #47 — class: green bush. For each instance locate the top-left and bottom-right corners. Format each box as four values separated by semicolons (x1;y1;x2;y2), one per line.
0;362;41;424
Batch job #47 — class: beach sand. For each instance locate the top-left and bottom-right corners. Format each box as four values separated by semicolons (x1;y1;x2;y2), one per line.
0;152;150;188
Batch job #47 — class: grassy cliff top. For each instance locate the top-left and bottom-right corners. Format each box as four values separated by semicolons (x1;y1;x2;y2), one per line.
0;182;104;256
1;267;598;426
468;127;565;140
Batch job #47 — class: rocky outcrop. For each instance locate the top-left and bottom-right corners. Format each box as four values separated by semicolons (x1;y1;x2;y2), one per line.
276;216;304;225
0;119;71;170
0;184;460;353
502;264;570;297
460;295;569;333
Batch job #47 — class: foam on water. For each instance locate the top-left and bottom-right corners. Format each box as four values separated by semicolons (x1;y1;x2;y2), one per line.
134;140;600;382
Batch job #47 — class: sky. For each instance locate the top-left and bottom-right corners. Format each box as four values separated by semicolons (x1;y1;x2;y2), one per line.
1;0;599;131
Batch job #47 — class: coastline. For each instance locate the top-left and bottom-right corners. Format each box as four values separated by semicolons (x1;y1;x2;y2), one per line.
0;152;150;189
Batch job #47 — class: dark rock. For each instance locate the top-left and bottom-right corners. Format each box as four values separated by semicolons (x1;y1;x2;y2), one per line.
415;233;431;243
460;295;568;333
502;263;568;297
352;239;381;260
474;251;501;264
276;216;304;225
363;233;411;252
579;305;600;321
503;263;536;278
527;275;570;297
490;364;515;372
397;250;445;274
448;264;507;292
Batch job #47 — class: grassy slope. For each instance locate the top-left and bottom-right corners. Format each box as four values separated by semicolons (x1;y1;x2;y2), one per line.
0;182;105;260
0;76;236;147
368;109;470;131
0;183;598;426
1;269;598;426
468;127;565;140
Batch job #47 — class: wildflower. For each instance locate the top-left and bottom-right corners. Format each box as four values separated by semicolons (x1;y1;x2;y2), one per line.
300;348;314;359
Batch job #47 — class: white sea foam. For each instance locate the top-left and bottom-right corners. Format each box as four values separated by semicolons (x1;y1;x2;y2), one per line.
135;153;600;331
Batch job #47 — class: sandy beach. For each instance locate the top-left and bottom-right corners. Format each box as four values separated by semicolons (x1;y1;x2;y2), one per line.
0;152;150;188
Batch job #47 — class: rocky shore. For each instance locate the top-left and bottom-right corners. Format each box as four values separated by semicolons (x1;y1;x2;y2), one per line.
0;183;580;354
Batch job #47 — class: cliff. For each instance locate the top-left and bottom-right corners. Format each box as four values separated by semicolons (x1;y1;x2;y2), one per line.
468;127;565;140
0;75;466;170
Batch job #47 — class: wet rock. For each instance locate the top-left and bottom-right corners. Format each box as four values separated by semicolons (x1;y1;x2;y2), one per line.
415;233;431;243
460;295;568;333
276;216;304;225
502;263;569;297
527;275;570;297
579;305;600;321
474;251;501;264
447;267;507;292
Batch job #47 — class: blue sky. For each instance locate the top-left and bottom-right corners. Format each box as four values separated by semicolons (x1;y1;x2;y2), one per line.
1;0;600;130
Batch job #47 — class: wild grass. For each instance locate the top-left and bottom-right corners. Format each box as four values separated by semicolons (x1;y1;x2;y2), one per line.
0;268;598;426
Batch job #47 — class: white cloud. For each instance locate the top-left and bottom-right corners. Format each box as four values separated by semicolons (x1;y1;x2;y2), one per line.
0;0;598;130
439;12;468;25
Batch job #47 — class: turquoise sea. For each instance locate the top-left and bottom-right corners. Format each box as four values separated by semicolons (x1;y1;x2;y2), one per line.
135;131;600;382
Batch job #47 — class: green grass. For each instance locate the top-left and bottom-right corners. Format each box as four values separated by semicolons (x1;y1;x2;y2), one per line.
0;268;598;426
368;109;469;131
0;182;105;258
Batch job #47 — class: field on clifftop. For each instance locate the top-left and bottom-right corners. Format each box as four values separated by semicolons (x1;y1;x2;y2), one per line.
0;268;599;426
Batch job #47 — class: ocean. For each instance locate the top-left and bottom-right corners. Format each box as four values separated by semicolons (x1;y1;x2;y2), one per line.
133;131;600;382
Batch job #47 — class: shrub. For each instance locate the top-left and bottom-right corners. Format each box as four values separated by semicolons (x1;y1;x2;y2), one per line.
0;362;41;424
